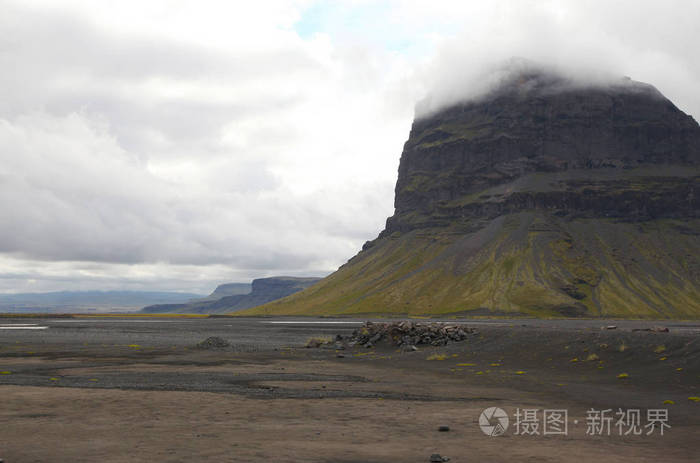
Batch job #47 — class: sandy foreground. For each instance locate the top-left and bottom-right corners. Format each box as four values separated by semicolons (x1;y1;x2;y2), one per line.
1;320;699;462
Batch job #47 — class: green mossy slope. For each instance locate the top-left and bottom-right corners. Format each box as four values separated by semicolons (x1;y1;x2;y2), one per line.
239;213;700;318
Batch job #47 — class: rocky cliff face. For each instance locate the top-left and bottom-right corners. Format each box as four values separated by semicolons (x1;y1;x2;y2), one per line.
242;67;700;318
384;72;700;235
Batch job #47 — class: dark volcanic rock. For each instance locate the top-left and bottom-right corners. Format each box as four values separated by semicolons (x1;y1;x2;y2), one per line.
339;321;477;348
195;336;230;349
430;454;449;462
383;71;700;235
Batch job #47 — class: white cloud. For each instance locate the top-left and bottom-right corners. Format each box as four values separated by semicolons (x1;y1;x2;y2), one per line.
0;0;697;293
410;0;700;117
0;110;390;264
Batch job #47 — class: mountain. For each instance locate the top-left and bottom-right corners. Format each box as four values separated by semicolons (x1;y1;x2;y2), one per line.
0;291;204;313
191;283;251;303
240;66;700;318
141;277;322;314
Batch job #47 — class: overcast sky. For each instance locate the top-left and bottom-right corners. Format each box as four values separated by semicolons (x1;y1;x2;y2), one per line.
1;0;698;294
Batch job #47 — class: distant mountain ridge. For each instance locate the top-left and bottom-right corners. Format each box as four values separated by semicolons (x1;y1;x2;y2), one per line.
191;283;251;302
141;277;322;314
0;290;204;313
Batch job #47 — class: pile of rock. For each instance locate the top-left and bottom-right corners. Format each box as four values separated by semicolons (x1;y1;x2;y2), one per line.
340;321;476;349
195;336;230;349
632;326;670;333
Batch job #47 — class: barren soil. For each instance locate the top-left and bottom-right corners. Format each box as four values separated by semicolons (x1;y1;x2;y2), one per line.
1;318;699;462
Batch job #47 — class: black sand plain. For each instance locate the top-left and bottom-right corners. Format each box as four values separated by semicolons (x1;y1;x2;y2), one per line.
1;317;699;462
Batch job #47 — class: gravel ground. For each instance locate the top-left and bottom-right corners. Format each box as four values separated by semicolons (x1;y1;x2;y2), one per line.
1;316;698;350
1;316;699;462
